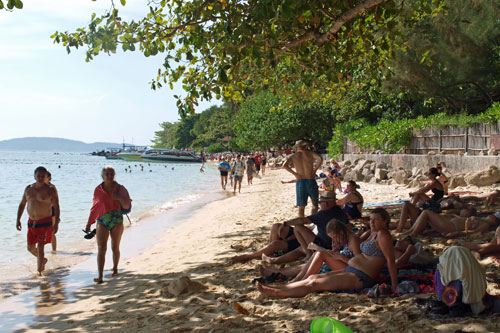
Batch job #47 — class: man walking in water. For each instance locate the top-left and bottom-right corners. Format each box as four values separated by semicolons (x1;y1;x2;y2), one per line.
16;166;60;275
283;140;323;217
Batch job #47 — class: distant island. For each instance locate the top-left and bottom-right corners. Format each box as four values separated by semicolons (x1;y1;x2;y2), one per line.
0;137;134;152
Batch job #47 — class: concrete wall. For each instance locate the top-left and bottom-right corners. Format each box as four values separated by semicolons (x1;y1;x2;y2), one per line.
339;153;500;174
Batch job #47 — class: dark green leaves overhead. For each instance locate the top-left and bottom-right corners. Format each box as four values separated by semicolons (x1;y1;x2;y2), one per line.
52;0;442;116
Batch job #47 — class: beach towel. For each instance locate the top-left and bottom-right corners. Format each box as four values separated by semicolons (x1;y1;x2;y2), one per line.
437;246;486;305
363;200;410;208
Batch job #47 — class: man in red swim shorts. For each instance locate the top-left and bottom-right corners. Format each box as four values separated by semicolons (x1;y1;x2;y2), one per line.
16;166;60;275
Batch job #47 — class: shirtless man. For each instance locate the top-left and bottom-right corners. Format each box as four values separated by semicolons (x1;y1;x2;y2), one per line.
283;140;323;217
16;166;60;275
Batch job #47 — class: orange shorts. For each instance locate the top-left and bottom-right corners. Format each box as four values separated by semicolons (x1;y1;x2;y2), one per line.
27;216;53;246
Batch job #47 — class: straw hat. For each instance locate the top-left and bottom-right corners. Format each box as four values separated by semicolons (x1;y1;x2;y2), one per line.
293;139;308;148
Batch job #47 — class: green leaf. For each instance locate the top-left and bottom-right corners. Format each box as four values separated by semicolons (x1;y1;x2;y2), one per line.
0;2;4;10
14;0;21;9
120;0;126;6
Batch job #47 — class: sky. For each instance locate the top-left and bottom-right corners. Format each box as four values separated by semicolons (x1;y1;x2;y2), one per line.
0;0;219;146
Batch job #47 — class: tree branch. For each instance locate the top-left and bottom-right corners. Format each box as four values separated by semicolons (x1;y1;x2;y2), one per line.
276;0;387;58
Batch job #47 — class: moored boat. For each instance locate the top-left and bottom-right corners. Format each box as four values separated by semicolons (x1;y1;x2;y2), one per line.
141;149;202;163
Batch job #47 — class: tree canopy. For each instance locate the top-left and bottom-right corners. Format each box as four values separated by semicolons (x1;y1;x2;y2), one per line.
52;0;441;116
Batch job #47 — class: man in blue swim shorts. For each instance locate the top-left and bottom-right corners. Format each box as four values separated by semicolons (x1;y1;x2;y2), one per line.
283;140;323;217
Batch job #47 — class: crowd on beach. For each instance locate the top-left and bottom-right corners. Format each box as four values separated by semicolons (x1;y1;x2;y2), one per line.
228;140;500;317
15;141;500;321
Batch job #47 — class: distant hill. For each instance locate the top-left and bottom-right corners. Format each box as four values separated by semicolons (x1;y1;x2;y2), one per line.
0;137;130;152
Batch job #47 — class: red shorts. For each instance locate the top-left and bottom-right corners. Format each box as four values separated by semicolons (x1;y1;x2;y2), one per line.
27;216;53;246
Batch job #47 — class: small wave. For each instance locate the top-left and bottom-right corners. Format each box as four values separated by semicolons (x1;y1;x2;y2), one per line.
132;193;203;223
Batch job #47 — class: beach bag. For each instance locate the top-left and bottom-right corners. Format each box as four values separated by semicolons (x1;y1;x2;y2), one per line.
118;184;132;214
422;199;441;214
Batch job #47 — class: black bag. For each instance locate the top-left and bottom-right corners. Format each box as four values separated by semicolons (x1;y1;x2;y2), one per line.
422;199;441;214
118;184;132;214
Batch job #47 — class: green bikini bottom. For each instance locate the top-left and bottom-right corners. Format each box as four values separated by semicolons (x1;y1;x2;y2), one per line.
97;210;123;231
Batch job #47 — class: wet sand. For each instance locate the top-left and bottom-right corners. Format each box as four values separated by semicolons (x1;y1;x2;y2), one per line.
5;169;500;332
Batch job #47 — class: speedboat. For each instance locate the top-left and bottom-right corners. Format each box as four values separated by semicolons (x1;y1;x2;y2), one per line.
117;145;147;161
141;149;202;163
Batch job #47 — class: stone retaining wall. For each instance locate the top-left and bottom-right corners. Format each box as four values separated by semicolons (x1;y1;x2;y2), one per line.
339;154;500;174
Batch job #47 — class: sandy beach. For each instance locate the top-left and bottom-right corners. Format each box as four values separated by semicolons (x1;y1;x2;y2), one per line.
17;168;500;332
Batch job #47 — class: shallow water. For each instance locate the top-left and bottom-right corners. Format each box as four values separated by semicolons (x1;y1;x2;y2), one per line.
0;151;219;283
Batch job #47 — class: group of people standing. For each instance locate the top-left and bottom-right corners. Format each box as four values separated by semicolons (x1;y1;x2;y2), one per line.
217;152;267;193
17;166;131;284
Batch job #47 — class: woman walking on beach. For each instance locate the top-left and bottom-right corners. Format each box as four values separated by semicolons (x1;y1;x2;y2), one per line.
86;166;131;284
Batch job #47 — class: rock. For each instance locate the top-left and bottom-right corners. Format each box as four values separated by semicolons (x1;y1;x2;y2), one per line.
377;162;388;170
364;175;374;183
388;169;411;184
362;168;374;178
488;149;498;156
428;151;436;155
369;163;377;172
464;166;500;187
375;168;388;180
340;166;350;176
411;167;423;178
343;169;363;182
340;160;352;167
407;179;421;188
162;276;206;297
449;174;466;189
353;159;369;171
368;176;379;184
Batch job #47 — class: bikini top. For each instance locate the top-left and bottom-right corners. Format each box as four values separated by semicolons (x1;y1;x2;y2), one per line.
340;244;354;258
360;236;385;257
431;187;444;201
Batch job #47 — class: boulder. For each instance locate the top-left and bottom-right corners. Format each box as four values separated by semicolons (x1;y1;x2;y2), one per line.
377;162;388;170
449;174;467;189
388;169;412;185
361;168;374;178
375;168;388;180
353;159;370;171
407;179;421;188
368;176;379;184
340;166;350;177
411;167;423;178
340;160;352;167
364;174;374;183
464;166;500;187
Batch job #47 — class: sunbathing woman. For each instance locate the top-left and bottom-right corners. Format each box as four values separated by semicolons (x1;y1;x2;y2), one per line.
400;206;489;238
436;163;449;196
289;219;361;282
337;180;363;220
395;167;444;232
257;208;398;297
455;190;500;207
463;226;500;258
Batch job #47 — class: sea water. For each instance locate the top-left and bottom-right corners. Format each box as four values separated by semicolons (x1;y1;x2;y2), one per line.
0;151;219;284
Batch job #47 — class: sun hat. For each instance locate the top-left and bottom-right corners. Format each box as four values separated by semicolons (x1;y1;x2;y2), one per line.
319;191;336;200
293;139;308;148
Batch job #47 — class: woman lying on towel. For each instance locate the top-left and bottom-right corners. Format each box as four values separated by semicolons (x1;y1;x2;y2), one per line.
257;208;398;297
395;168;445;232
463;226;500;258
401;207;499;238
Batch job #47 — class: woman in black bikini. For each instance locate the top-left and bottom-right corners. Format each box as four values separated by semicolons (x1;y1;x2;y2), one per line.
396;168;444;232
337;180;363;219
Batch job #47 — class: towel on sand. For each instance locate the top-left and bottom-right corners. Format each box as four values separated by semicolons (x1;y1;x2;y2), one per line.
437;246;486;305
